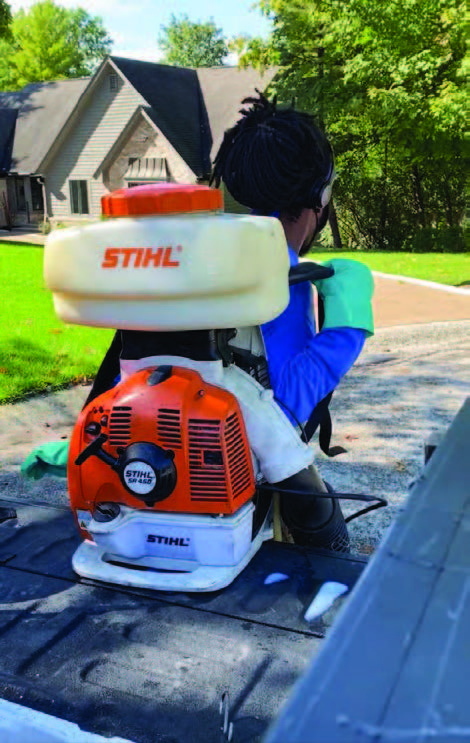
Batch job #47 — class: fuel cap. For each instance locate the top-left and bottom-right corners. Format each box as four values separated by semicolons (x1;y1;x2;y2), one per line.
93;502;121;523
101;183;223;218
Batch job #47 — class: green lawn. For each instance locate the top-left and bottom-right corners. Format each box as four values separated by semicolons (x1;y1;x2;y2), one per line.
0;244;113;404
0;242;468;404
308;249;469;287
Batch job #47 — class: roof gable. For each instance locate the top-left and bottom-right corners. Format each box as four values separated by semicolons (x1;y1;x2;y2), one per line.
111;57;211;178
92;105;150;179
110;58;276;178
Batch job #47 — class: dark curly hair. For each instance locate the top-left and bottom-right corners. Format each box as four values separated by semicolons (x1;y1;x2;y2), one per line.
210;91;334;217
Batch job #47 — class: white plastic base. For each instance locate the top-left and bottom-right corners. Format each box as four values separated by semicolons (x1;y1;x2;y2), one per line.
72;511;273;593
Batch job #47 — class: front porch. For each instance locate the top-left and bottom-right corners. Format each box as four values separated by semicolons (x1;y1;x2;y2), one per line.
0;175;44;229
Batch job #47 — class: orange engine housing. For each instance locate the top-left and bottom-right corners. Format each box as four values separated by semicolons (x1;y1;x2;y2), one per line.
68;366;256;534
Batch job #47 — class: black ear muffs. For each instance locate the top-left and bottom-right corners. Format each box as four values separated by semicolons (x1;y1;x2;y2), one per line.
308;162;336;210
315;202;331;236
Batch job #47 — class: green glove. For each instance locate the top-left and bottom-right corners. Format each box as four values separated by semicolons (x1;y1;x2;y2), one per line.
21;440;70;481
313;258;375;336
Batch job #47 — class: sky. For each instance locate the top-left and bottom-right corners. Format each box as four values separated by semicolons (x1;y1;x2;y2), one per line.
9;0;273;63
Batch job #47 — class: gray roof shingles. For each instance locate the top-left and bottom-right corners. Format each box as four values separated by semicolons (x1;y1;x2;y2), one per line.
196;66;277;162
0;108;18;173
0;78;89;174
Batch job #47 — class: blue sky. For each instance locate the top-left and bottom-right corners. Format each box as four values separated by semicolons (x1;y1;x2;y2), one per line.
10;1;273;63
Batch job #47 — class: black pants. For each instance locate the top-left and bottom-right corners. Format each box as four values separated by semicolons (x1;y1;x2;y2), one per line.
278;468;350;553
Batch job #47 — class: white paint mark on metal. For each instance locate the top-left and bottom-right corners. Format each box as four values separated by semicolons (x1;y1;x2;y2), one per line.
264;573;290;585
304;582;349;622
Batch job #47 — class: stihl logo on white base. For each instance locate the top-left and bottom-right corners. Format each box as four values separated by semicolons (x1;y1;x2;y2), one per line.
102;245;182;269
147;535;191;547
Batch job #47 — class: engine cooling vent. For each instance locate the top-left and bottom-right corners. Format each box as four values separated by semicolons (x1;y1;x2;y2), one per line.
188;419;226;502
225;413;252;497
157;408;182;449
109;405;132;446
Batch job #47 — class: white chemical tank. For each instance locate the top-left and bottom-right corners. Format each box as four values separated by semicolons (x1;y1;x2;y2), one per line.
44;184;290;331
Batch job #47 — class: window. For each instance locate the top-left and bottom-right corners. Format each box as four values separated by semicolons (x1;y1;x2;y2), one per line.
69;180;89;215
124;158;171;187
109;74;119;92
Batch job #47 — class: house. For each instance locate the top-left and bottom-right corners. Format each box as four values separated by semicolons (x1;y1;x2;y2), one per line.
0;57;276;228
0;78;89;226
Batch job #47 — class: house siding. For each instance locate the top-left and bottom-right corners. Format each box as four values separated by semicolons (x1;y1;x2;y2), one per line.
45;69;145;220
105;117;195;194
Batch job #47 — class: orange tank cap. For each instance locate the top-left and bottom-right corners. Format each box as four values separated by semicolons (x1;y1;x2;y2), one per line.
101;183;224;218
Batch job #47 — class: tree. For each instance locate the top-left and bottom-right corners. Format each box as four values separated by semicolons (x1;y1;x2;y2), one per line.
0;0;112;91
68;7;113;75
0;0;11;39
158;14;228;67
239;0;468;252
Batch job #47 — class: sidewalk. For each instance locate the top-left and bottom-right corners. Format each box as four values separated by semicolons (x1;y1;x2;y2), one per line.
373;274;470;327
0;227;45;245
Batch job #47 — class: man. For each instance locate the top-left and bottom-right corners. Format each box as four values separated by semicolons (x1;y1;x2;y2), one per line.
211;92;374;551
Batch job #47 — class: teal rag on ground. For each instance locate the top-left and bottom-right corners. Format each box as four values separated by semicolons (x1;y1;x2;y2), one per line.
21;440;69;480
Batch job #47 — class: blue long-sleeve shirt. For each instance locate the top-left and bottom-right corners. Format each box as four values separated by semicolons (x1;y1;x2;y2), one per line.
261;247;366;425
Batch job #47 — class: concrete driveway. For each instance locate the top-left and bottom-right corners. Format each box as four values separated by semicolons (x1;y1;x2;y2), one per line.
319;319;469;552
0;275;469;556
373;273;470;327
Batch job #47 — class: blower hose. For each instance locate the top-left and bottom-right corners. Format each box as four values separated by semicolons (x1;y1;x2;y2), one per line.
262;481;388;525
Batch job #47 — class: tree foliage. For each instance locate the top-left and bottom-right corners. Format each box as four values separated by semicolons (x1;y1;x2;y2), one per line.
0;0;11;39
239;0;468;251
0;0;112;91
69;7;113;74
158;14;228;67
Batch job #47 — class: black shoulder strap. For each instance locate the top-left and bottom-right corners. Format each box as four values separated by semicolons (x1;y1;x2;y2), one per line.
303;389;332;448
303;388;346;457
302;297;346;457
82;330;122;409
